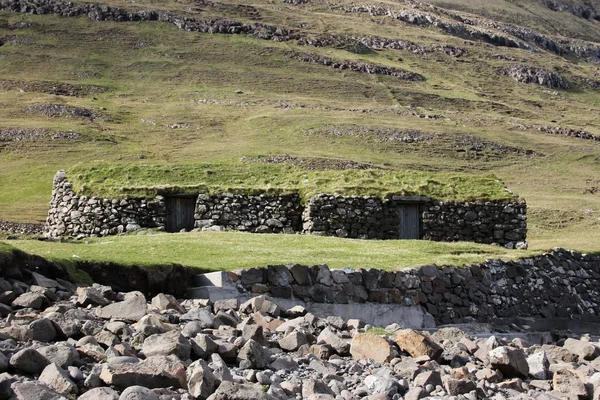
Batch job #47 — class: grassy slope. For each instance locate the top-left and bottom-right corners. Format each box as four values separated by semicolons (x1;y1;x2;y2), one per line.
0;0;598;252
6;232;535;271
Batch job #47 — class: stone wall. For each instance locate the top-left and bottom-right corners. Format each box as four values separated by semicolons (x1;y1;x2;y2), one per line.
44;171;526;245
302;194;527;246
194;193;303;234
45;171;165;237
231;249;600;325
422;200;527;247
302;194;402;239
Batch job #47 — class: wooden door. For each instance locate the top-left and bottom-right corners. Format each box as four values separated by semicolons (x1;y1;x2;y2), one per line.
399;204;420;239
165;197;196;232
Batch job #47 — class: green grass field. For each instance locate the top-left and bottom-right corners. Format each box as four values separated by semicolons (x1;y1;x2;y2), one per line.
1;0;599;264
2;231;535;271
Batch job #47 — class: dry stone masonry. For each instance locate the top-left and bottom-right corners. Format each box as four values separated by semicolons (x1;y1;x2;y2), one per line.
233;248;600;325
45;171;527;246
45;171;165;237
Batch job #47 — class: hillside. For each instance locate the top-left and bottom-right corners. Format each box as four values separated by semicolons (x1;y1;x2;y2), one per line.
0;0;599;250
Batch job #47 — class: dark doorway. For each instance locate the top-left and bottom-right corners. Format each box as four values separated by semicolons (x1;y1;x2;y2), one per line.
399;204;420;239
165;196;196;232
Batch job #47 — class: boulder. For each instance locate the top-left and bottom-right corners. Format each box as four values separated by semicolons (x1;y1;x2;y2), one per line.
45;312;82;338
11;292;46;310
317;327;349;356
278;331;308;352
180;308;215;327
76;287;109;307
237;339;270;369
191;334;219;359
350;333;394;364
442;375;477;396
10;381;67;400
564;338;598;361
134;314;177;336
206;381;277;400
489;346;529;378
210;353;233;383
142;330;191;360
187;359;217;400
394;329;442;360
99;355;187;390
28;318;57;342
38;343;78;369
38;363;78;395
10;348;51;374
78;387;119;400
119;385;160;400
96;292;147;322
240;296;281;317
527;351;550;380
151;293;185;313
553;368;588;399
302;379;336;398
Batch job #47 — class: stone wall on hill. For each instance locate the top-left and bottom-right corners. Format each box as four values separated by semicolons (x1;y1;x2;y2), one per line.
230;248;600;324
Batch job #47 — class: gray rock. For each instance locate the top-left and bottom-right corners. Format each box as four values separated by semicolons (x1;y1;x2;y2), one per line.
0;373;12;400
119;385;159;400
134;313;176;336
317;327;349;355
151;293;185;313
0;352;7;373
191;334;219;359
38;343;78;368
237;339;270;369
28;318;57;342
563;338;598;361
10;381;67;400
187;359;217;400
96;291;147;322
142;330;191;360
44;312;82;338
182;321;206;338
553;368;587;399
240;296;281;317
279;331;308;352
76;287;109;307
302;379;336;398
489;346;529;378
180;308;215;327
78;387;119;400
10;348;51;374
99;355;187;390
39;363;78;395
206;381;277;400
11;292;46;309
442;375;476;396
527;351;550;380
210;353;233;383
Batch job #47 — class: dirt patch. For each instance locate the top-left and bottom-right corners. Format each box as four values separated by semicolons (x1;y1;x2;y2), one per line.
241;155;379;170
24;104;97;119
0;79;105;96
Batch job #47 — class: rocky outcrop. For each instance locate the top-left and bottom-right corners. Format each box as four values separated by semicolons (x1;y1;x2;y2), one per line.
293;53;425;81
537;0;600;20
499;65;570;89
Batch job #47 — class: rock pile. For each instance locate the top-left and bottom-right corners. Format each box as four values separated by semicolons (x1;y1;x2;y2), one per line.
0;128;80;142
0;79;104;97
0;220;44;235
498;65;570;89
3;264;600;400
241;155;376;171
24;104;97;119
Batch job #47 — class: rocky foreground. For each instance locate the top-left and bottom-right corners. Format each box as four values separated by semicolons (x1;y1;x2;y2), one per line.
0;270;599;400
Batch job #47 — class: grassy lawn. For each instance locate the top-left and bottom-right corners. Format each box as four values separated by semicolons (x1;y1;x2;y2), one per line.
3;231;536;271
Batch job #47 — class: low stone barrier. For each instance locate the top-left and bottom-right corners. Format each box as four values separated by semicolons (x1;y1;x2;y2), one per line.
230;249;600;325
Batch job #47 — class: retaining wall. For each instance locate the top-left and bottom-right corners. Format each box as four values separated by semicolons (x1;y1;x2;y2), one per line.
230;249;600;325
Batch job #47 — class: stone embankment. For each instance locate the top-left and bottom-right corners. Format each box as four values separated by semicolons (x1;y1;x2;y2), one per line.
231;249;600;324
2;257;600;400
